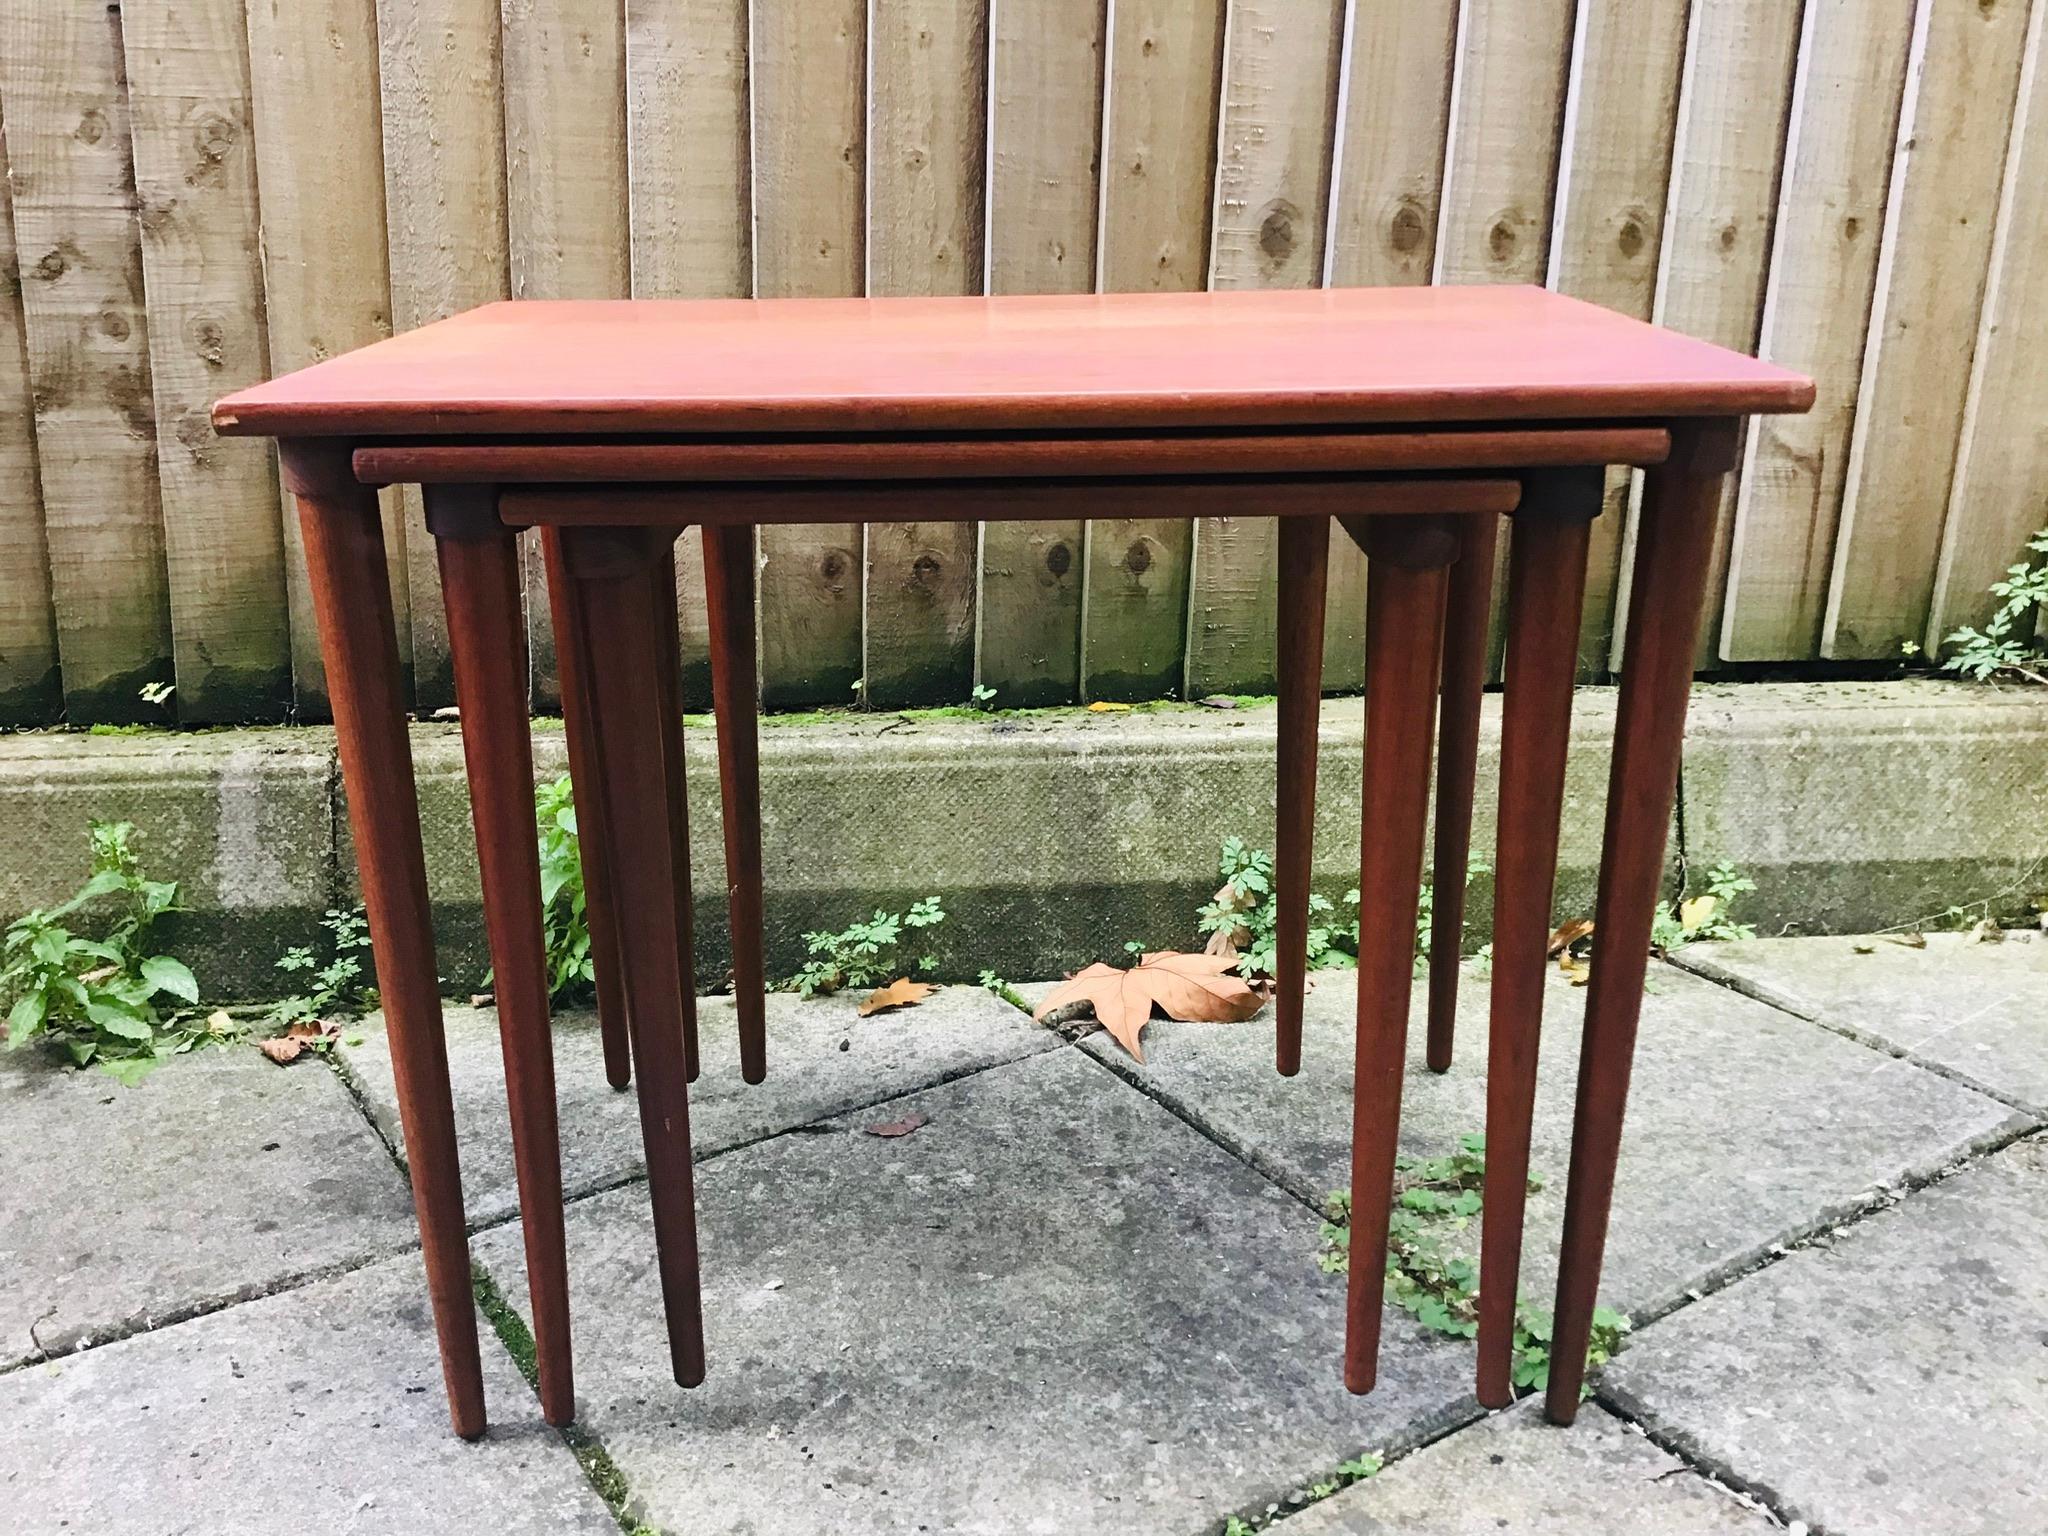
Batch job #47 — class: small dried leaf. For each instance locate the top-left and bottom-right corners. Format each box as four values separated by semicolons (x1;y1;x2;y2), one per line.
857;978;936;1016
1887;932;1929;949
1968;918;2003;945
470;992;495;1008
1197;695;1240;709
1678;894;1719;931
1086;701;1132;713
204;1009;236;1035
1851;941;1876;955
864;1110;930;1138
257;1035;306;1065
1557;952;1592;987
1547;918;1595;957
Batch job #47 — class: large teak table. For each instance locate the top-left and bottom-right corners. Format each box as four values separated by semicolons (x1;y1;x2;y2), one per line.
214;286;1813;1439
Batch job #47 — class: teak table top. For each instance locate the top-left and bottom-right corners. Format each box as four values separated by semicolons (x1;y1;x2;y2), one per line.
212;286;1814;440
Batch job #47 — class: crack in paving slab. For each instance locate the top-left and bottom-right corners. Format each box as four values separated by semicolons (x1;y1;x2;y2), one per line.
0;1250;617;1536
475;1049;1492;1535
1602;1133;2048;1536
1067;961;2029;1326
0;1042;418;1372
337;987;1065;1227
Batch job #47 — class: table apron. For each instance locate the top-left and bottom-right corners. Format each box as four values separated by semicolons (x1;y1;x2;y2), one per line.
351;425;1671;487
493;476;1527;528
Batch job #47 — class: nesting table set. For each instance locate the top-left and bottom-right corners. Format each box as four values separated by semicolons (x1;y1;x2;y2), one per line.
213;287;1811;1439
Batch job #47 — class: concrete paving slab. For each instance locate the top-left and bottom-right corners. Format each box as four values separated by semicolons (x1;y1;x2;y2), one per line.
0;1251;616;1536
0;1044;417;1369
1074;961;2026;1319
339;986;1062;1226
1280;1400;1776;1534
1604;1136;2048;1536
1675;930;2048;1115
476;1048;1483;1536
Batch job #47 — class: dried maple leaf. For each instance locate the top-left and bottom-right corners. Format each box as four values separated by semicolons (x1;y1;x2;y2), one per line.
858;978;935;1016
1547;918;1594;957
865;1111;930;1138
1031;951;1263;1062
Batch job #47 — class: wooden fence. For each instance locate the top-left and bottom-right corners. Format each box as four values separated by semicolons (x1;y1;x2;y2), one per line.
1;0;2044;724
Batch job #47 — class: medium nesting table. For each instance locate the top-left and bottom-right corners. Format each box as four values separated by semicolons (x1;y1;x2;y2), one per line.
213;286;1812;1440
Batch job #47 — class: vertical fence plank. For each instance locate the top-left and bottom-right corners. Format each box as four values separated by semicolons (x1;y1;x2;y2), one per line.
124;0;290;721
1721;0;1916;662
1929;0;2048;650
0;114;62;722
1612;0;1803;670
977;0;1103;707
751;0;864;708
1824;0;2032;659
376;0;509;709
0;0;174;723
245;0;405;716
628;0;750;711
1434;0;1577;286
504;0;629;708
1082;0;1222;700
1321;0;1460;690
1546;0;1690;674
862;0;987;708
1187;0;1344;698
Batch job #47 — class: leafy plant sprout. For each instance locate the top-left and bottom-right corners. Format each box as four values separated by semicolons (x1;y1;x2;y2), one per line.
1316;1132;1628;1399
1;820;204;1084
1934;527;2048;685
266;906;375;1031
790;897;946;997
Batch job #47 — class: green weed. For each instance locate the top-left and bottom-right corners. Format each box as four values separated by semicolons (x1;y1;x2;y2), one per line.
265;906;374;1031
1316;1133;1627;1400
1650;861;1757;952
1;820;204;1083
790;897;946;997
1934;527;2048;685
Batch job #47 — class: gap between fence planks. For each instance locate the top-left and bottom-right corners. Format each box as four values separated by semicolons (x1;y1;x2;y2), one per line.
0;0;174;723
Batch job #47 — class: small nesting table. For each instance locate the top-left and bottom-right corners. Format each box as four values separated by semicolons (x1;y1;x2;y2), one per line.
214;287;1812;1440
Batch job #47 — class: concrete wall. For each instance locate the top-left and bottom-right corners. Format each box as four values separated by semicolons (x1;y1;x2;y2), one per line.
1;681;2043;1001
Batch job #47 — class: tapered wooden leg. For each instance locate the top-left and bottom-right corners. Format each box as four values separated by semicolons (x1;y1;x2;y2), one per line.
703;522;766;1084
558;526;707;1387
1425;513;1499;1073
651;543;701;1084
1546;424;1738;1422
1274;514;1331;1078
432;490;574;1427
542;529;632;1091
279;442;485;1439
1473;471;1600;1408
1342;514;1456;1395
